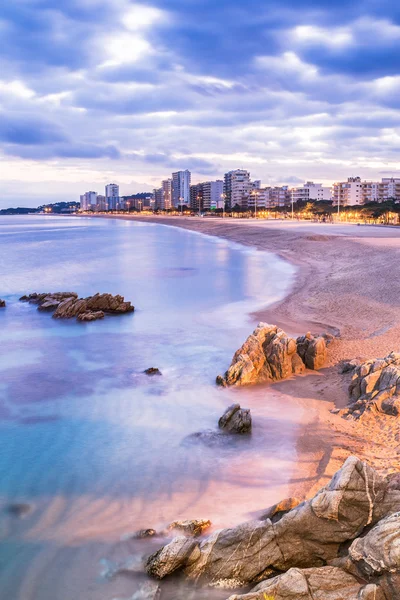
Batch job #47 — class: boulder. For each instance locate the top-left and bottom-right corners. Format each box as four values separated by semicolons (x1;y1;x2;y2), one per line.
227;566;380;600
218;404;252;434
146;536;200;579
348;512;400;578
145;457;395;585
0;299;5;307
168;519;211;538
20;291;134;322
217;323;327;387
182;430;237;447
344;352;400;418
296;333;327;370
121;529;157;541
339;359;362;374
144;368;162;376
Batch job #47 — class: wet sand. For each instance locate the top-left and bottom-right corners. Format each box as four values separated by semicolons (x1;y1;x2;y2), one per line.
95;215;400;498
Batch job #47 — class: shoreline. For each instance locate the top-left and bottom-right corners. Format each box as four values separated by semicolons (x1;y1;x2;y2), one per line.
84;214;400;500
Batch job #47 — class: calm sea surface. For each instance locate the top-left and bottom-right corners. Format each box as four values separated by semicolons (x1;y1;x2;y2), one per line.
0;215;300;600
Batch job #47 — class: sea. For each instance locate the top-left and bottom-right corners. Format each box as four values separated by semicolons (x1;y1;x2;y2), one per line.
0;215;301;600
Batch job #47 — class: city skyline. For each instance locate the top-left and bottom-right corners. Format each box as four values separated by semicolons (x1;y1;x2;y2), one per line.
2;1;400;207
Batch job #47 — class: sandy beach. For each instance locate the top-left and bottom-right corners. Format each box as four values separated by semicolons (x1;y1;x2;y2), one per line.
93;215;400;499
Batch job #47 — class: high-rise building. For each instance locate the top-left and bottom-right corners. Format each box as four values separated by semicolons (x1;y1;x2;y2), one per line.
162;179;172;210
105;183;119;210
333;177;363;207
96;195;107;211
172;170;191;208
190;180;224;212
80;191;97;211
153;188;163;210
223;170;251;208
291;182;332;203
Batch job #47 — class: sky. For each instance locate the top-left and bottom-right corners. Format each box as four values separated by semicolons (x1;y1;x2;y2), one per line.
1;0;400;207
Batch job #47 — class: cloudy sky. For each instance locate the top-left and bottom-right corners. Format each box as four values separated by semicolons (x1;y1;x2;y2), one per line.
1;0;400;207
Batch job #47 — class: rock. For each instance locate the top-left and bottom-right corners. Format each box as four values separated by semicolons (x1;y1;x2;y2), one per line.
227;566;380;600
339;359;362;374
218;404;252;434
348;512;400;578
344;352;400;418
259;497;302;523
145;536;200;579
168;519;211;537
145;457;394;585
217;323;327;387
113;581;161;600
121;529;158;541
0;299;5;307
77;311;105;322
144;368;162;376
182;430;240;447
20;291;134;322
6;503;33;518
296;332;327;370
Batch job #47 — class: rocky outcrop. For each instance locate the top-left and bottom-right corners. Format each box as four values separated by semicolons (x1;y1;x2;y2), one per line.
216;323;328;387
145;457;400;589
227;566;375;600
0;299;6;307
20;291;134;322
259;497;302;523
343;352;400;418
218;404;252;434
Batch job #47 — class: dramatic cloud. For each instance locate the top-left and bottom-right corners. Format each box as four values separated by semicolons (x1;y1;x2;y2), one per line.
1;0;400;206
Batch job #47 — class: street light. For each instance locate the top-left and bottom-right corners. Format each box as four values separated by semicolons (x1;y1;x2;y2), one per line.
197;195;201;217
221;193;226;218
179;196;183;216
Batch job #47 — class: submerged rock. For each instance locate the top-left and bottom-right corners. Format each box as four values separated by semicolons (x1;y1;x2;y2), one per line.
217;323;327;387
121;529;158;541
20;291;134;322
144;368;162;376
113;581;161;600
6;503;33;518
77;310;105;322
343;351;400;418
0;299;6;308
218;404;252;434
168;519;211;538
145;456;400;586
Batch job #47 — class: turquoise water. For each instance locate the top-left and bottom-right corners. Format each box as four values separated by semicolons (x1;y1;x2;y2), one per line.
0;216;300;600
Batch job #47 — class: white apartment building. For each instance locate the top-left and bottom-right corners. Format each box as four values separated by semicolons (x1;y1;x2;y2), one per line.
291;182;332;203
223;170;252;208
190;180;224;211
105;183;119;210
381;178;400;200
333;177;363;207
172;170;191;208
80;191;97;211
162;178;172;210
248;186;290;209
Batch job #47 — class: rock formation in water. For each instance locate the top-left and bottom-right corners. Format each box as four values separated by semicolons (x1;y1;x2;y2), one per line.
216;323;329;387
218;403;252;434
144;456;400;598
167;519;212;538
342;351;400;418
0;299;5;307
20;291;134;322
144;368;162;376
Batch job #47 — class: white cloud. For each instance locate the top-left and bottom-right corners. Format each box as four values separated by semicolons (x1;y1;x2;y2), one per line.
0;79;36;99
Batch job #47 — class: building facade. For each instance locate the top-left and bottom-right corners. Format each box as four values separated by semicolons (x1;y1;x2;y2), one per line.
80;191;97;211
172;170;191;208
105;183;119;210
291;182;332;203
96;195;107;211
223;170;251;208
162;179;172;210
190;180;224;212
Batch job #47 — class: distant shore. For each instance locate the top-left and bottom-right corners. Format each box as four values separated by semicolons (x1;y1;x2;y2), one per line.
86;213;400;499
